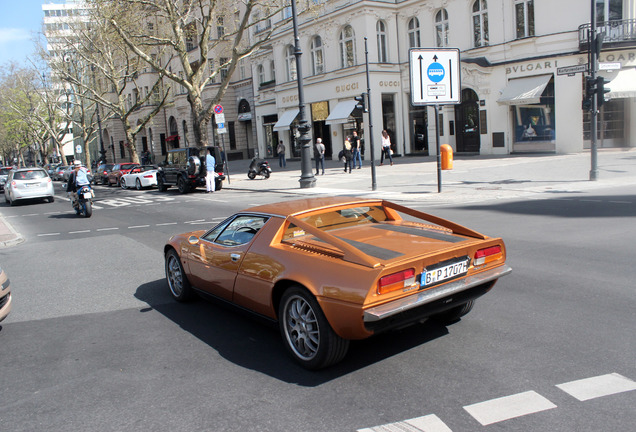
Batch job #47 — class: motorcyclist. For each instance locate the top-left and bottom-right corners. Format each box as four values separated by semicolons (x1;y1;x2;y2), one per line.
67;160;90;210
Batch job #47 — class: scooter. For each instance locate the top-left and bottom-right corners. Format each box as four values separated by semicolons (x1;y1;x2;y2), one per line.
74;184;94;218
247;157;271;179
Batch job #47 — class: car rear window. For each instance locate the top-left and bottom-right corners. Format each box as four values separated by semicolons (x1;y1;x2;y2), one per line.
13;170;47;180
283;206;389;240
0;168;11;175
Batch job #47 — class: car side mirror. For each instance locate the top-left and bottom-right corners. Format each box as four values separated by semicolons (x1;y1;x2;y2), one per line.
187;235;199;245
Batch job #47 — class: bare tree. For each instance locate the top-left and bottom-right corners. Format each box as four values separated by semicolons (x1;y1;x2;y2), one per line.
96;0;298;150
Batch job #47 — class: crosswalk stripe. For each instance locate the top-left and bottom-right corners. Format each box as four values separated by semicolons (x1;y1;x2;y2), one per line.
358;414;452;432
463;390;557;426
556;373;636;401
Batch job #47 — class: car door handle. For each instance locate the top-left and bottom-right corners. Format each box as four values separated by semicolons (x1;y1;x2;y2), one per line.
230;253;241;262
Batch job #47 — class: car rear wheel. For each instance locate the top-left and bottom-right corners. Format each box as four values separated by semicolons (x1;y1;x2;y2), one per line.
157;176;168;192
135;179;142;190
434;300;474;324
165;249;192;302
279;287;349;370
48;196;55;203
176;176;189;194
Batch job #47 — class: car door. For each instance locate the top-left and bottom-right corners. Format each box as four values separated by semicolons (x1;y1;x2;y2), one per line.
187;215;268;301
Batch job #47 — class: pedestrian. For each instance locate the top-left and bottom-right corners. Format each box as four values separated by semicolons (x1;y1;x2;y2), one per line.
380;129;393;166
141;150;148;165
205;148;216;193
277;140;286;168
343;136;353;173
352;131;362;169
314;138;325;175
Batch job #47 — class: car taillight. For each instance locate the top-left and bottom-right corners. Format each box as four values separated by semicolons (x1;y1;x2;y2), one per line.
474;246;503;266
378;268;416;295
143;174;153;178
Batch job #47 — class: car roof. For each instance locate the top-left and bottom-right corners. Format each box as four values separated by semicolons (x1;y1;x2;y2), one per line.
246;197;380;217
13;167;47;172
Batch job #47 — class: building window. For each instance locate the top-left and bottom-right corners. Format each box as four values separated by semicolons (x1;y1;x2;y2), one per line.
219;57;228;81
339;25;356;68
270;60;276;83
408;18;421;49
257;64;265;85
435;9;449;47
583;99;624;141
515;0;534;38
311;36;324;75
217;16;225;39
286;45;297;81
376;21;388;63
472;0;489;47
208;59;216;83
185;23;198;51
596;0;623;23
512;78;555;145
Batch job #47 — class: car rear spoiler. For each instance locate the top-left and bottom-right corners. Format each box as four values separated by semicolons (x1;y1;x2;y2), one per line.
382;200;486;240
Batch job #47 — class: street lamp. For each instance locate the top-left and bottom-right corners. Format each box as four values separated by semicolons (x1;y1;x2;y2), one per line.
290;0;315;189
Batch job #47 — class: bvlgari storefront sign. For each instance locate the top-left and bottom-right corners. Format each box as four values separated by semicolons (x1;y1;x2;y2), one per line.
506;60;559;75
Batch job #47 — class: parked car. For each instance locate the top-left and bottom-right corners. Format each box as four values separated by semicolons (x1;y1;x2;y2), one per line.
4;167;55;206
107;163;138;187
120;165;158;190
157;146;225;193
93;163;114;185
164;197;511;369
0;265;11;323
44;163;61;178
0;167;12;191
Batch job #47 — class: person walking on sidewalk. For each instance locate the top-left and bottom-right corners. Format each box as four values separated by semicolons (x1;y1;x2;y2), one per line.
343;136;353;173
314;138;325;175
380;129;393;166
352;131;362;169
277;140;286;168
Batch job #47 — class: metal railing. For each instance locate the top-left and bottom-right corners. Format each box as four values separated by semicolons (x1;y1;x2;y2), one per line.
579;19;636;49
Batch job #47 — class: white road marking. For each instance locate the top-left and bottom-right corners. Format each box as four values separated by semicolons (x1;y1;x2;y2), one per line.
463;391;557;426
358;414;452;432
69;230;90;234
96;227;119;231
37;232;60;236
128;225;150;229
608;200;632;204
188;221;212;225
556;373;636;401
23;213;38;217
156;222;177;226
185;219;205;223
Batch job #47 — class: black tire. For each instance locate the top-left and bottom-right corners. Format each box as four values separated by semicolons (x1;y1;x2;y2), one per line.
434;300;474;324
135;178;142;190
165;249;193;302
48;196;55;203
262;169;270;179
120;178;127;189
247;171;256;180
176;176;189;194
157;176;168;192
279;286;349;370
84;200;92;218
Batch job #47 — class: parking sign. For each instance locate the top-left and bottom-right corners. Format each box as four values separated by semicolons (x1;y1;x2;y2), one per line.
409;48;461;105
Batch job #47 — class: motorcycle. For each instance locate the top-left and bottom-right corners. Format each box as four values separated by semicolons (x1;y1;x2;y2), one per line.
247;157;271;180
74;184;94;218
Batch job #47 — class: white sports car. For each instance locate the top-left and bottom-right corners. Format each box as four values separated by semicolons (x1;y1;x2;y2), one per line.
120;165;158;190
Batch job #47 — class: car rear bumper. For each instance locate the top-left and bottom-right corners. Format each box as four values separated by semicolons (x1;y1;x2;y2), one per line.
363;265;512;330
9;186;55;200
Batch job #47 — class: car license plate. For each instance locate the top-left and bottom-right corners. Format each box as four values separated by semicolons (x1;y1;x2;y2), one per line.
421;258;469;287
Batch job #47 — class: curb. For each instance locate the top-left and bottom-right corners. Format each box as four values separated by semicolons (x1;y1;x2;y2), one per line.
0;215;24;248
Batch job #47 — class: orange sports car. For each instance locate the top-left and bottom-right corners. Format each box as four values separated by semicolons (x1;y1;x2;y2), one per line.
164;197;511;369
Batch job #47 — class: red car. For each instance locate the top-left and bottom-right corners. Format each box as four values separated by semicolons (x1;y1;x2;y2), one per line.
107;163;138;186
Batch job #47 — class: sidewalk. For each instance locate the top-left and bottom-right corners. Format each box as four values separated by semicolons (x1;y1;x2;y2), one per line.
1;149;634;248
223;149;636;205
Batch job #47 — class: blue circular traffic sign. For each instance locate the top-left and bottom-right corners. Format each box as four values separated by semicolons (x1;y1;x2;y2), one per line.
427;63;445;83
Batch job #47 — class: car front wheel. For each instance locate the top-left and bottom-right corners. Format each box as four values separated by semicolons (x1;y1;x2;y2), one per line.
136;179;142;190
165;249;192;302
279;287;349;370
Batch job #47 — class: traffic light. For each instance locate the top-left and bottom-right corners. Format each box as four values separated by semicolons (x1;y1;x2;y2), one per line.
596;76;611;108
582;76;595;111
354;93;367;113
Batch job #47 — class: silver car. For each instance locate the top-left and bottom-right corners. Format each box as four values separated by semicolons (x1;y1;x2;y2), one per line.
0;167;11;192
4;168;55;206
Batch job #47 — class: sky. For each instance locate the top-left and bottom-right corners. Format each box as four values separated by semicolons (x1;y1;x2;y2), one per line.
0;0;49;67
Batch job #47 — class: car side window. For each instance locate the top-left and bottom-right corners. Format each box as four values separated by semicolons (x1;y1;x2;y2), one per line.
212;215;269;246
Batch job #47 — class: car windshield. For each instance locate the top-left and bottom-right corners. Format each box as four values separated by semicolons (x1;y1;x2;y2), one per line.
283;206;389;240
141;165;156;172
13;170;47;180
0;168;10;175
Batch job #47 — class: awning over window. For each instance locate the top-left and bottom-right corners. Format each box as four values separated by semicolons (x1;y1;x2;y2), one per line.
273;109;299;131
325;100;358;125
237;112;252;121
606;68;636;99
498;74;552;105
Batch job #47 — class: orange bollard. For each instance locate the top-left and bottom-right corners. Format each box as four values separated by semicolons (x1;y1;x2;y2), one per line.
440;144;453;170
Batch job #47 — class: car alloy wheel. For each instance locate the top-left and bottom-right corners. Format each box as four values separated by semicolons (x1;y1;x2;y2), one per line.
165;249;192;302
120;178;127;189
136;179;142;190
177;176;189;194
279;287;349;369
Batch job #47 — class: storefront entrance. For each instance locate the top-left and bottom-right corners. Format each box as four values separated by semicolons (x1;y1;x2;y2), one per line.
454;88;481;153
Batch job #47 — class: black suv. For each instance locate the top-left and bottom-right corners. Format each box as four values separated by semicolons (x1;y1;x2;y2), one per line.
157;146;225;193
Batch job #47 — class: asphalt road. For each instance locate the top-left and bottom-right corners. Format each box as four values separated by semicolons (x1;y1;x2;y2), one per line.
0;181;634;432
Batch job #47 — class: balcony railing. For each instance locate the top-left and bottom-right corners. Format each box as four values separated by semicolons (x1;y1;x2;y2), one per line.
579;19;636;50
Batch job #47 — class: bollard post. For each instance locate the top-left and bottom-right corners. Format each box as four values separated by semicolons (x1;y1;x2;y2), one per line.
440;144;453;170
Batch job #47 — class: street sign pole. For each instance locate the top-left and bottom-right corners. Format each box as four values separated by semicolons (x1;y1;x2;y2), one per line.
590;0;599;181
434;104;442;193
